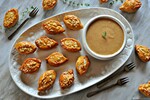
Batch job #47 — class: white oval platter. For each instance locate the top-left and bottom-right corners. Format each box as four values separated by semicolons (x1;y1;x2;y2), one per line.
9;7;134;99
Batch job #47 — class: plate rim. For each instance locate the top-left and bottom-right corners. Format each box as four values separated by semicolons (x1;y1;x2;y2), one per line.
9;7;134;99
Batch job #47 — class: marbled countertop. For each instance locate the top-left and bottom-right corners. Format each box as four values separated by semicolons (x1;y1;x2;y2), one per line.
0;0;150;100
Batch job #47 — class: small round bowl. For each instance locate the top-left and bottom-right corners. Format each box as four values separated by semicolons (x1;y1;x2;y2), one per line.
82;15;127;60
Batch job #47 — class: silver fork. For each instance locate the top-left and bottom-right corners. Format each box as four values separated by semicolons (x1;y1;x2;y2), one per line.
97;62;135;88
8;7;39;40
87;77;129;97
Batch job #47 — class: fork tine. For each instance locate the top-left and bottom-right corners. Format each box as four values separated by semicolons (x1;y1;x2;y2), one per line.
129;65;135;70
34;8;39;15
128;62;134;67
128;63;135;69
34;7;38;12
122;78;129;82
126;62;133;67
121;80;129;85
124;62;135;71
120;77;128;81
121;78;129;82
32;7;38;13
120;77;129;83
30;7;37;14
121;79;129;84
118;77;129;85
29;7;39;17
32;8;39;16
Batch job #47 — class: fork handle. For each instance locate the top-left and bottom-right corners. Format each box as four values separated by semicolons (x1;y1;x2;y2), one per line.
87;83;117;98
8;18;30;40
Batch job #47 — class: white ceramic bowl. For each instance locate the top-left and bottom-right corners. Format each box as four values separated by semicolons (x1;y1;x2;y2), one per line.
82;15;127;60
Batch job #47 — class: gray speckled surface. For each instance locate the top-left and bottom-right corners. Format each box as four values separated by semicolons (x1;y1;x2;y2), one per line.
0;0;150;100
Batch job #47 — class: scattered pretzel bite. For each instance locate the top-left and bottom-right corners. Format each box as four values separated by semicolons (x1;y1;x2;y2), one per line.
38;70;56;92
3;8;19;28
119;0;142;13
42;20;65;35
139;81;150;97
63;15;83;30
35;36;58;50
42;0;57;10
135;45;150;62
15;41;36;54
59;69;74;89
46;52;68;67
61;38;81;52
76;56;90;75
19;58;41;74
100;0;108;4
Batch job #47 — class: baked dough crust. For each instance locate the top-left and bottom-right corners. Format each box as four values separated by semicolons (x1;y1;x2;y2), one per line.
76;56;90;75
42;20;65;35
61;38;81;52
15;41;36;54
35;36;58;50
63;15;83;30
19;58;41;74
119;0;142;13
42;0;57;10
59;69;74;89
38;70;56;92
3;8;19;28
100;0;108;4
139;81;150;97
135;45;150;62
46;52;68;67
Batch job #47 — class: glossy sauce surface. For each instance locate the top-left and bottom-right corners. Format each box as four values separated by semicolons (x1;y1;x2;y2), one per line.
86;18;124;55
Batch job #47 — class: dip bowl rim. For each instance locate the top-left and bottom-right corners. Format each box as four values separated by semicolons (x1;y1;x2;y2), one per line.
82;15;127;60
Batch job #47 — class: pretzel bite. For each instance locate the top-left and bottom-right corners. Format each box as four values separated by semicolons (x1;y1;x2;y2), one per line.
42;0;57;10
139;81;150;97
3;8;19;28
100;0;108;4
38;70;56;92
46;52;68;67
15;41;36;54
35;36;58;50
59;69;74;89
61;38;81;52
76;56;90;75
19;58;41;74
135;45;150;62
119;0;142;13
42;20;65;35
63;15;83;30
